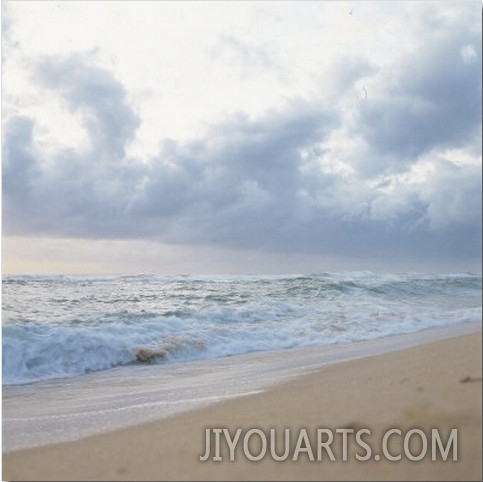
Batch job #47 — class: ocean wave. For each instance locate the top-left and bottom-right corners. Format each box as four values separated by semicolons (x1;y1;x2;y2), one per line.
3;272;481;385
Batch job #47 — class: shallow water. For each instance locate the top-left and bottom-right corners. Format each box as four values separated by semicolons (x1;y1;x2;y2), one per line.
3;321;480;452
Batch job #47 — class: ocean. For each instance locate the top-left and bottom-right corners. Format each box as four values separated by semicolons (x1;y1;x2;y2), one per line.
3;271;481;386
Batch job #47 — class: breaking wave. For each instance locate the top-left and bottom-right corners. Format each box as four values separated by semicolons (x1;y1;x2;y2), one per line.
3;272;481;385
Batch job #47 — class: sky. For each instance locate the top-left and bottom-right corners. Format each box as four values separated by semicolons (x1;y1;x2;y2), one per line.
2;0;482;275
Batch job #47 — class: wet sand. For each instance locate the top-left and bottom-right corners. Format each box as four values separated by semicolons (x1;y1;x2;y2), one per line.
3;331;482;481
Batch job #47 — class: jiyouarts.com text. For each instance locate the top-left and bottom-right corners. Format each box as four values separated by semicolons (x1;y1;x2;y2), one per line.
200;427;458;462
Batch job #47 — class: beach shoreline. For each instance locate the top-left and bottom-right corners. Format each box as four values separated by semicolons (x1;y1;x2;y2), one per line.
3;321;480;452
3;325;482;481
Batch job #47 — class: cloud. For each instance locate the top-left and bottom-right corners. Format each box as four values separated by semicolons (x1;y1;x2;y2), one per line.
214;34;285;77
124;100;340;248
3;7;481;268
351;19;481;173
419;160;482;230
35;54;140;159
324;56;375;98
2;116;40;229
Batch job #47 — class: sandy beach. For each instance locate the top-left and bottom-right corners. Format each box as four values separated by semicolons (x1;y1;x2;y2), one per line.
3;330;482;481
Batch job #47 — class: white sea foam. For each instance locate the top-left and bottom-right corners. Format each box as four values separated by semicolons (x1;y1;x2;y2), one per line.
2;272;482;385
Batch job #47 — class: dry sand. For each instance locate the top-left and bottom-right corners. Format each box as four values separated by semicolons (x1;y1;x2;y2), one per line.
3;332;482;481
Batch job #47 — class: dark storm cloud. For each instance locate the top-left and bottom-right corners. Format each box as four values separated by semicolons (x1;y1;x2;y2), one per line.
353;21;481;175
122;101;340;247
3;10;481;265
